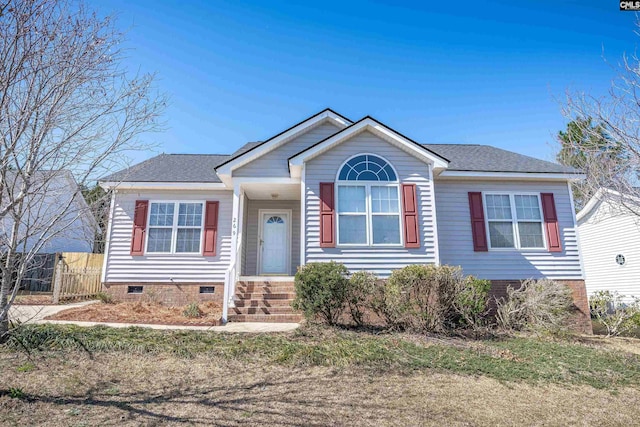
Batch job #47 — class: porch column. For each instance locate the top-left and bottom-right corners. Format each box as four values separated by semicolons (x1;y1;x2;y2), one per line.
227;183;245;308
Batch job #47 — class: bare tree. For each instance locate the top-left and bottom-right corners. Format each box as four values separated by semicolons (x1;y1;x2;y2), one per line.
0;0;165;338
561;20;640;217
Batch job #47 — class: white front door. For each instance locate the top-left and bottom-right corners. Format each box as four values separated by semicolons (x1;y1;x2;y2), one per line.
259;211;289;274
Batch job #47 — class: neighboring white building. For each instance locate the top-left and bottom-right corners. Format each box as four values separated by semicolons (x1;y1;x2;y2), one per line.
1;170;98;254
577;188;640;300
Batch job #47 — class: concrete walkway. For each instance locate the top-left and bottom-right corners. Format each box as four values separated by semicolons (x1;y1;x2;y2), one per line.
9;301;300;333
9;300;98;323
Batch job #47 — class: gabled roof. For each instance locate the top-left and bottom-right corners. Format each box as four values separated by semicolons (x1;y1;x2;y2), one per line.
99;110;582;186
576;188;640;222
288;116;450;174
100;154;229;183
4;170;99;232
425;144;578;174
214;108;352;177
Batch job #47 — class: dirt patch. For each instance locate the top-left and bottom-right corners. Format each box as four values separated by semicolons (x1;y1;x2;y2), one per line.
13;295;55;305
1;352;639;426
45;301;222;326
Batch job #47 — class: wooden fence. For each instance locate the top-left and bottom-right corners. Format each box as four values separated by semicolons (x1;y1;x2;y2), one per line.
52;252;104;303
18;253;57;292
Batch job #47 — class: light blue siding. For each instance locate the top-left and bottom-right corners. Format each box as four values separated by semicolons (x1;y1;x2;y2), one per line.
103;190;233;283
234;122;341;177
304;131;438;276
434;180;583;280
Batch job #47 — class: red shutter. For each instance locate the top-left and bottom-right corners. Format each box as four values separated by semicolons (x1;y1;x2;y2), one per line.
203;201;219;256
130;200;148;256
541;193;562;253
319;182;335;248
401;184;420;248
468;192;488;252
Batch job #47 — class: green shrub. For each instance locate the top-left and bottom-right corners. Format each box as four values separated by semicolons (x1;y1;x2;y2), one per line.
374;265;465;332
182;302;203;318
96;292;114;304
346;271;378;326
495;279;573;332
7;387;24;399
292;262;349;325
452;277;491;330
590;290;640;337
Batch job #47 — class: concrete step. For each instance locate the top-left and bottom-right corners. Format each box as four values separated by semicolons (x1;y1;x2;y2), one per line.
228;313;304;323
237;280;295;286
234;299;294;308
232;306;297;315
236;292;295;300
236;286;296;294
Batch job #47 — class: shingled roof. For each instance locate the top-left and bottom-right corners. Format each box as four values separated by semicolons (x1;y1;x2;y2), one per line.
424;144;577;174
100;144;577;183
100;154;230;183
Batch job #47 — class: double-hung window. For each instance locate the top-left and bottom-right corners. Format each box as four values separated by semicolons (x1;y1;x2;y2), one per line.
336;154;402;246
147;202;204;253
484;193;545;249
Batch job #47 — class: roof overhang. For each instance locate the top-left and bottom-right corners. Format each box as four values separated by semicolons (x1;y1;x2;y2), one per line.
99;181;229;191
436;171;586;181
288;117;449;178
214;109;352;186
575;188;640;222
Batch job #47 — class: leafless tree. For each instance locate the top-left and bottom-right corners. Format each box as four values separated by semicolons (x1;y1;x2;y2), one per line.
560;20;640;217
0;0;165;338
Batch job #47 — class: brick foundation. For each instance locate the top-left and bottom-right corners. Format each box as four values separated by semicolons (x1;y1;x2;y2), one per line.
103;282;224;307
489;279;592;334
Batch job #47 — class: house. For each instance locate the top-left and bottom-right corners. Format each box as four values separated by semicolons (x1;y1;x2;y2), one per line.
99;109;590;330
1;170;98;254
577;188;640;301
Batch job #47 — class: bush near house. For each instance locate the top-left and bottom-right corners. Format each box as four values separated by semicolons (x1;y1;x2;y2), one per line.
294;262;575;335
292;261;349;325
495;279;574;332
589;290;640;337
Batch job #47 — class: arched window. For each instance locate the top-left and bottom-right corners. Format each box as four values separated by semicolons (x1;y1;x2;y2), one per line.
266;216;284;224
338;154;398;181
336;154;402;246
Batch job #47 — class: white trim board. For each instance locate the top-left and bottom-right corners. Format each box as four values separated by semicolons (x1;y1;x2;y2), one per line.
288;117;449;178
215;109;352;182
436;171;585;180
99;182;228;190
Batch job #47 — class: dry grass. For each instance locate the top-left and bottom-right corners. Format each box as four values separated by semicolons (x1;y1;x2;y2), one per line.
13;294;54;305
45;301;222;326
1;352;639;426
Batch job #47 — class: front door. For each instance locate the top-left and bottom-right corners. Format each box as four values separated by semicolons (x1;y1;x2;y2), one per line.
259;211;289;275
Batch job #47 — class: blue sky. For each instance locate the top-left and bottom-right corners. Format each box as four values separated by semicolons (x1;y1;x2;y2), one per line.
89;0;638;163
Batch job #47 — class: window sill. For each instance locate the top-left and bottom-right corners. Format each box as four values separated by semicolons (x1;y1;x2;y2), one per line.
486;248;549;252
335;244;405;249
142;252;204;256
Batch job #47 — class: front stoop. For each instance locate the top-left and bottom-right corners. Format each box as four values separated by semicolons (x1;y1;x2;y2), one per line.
228;279;303;323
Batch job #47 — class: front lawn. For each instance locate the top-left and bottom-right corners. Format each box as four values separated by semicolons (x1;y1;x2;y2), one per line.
1;325;639;425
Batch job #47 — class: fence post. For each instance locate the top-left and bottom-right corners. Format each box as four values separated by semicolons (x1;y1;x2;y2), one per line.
52;254;63;304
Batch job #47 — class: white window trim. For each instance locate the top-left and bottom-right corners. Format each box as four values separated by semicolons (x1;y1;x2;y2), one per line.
482;192;547;251
335;154;403;248
145;200;206;255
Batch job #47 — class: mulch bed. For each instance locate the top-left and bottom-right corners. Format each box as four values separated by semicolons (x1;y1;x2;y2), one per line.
46;301;223;326
13;295;56;305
